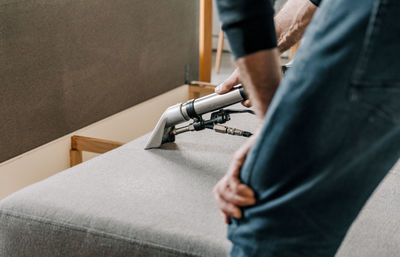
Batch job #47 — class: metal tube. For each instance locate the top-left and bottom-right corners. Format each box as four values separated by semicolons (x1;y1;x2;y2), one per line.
181;85;247;118
193;89;244;115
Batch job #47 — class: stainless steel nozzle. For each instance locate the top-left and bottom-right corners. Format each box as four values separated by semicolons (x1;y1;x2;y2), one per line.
144;85;248;149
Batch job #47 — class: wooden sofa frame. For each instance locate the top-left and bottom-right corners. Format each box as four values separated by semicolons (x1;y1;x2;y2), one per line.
70;83;216;167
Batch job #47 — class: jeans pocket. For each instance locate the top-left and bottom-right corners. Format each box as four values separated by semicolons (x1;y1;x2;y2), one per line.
350;0;400;124
351;0;400;87
349;86;400;124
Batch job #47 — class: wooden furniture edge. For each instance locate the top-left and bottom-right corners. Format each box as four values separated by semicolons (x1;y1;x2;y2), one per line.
215;28;224;74
70;135;123;167
69;83;216;167
199;0;213;82
188;81;217;100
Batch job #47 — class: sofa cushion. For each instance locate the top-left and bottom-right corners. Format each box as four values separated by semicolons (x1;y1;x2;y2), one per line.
0;108;399;256
336;163;400;257
0;111;257;257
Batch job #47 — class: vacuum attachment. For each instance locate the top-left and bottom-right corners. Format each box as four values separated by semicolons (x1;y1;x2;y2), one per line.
144;85;251;149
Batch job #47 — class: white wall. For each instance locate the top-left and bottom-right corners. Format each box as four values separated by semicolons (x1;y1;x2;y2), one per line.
211;0;289;51
212;1;230;51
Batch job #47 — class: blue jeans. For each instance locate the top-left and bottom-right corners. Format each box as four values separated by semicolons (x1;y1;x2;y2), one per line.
229;0;400;256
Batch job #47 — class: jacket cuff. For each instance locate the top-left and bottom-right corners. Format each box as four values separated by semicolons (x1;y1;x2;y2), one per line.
309;0;321;6
223;16;277;59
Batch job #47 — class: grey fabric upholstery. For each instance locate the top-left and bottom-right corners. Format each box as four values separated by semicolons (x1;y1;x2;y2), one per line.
0;109;399;256
0;0;199;162
0;110;255;257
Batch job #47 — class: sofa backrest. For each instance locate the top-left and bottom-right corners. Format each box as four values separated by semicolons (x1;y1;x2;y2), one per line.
0;0;199;162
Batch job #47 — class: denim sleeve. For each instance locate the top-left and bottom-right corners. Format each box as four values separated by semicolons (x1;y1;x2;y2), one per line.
215;0;277;59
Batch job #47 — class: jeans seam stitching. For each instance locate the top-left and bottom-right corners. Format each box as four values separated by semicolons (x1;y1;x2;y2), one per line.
351;0;384;85
287;204;340;241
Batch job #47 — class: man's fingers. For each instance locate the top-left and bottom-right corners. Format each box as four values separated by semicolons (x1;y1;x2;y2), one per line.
214;176;255;206
222;137;256;200
218;208;231;224
226;174;254;197
241;99;252;107
214;185;242;219
237;183;255;197
227;141;252;177
213;134;261;223
216;193;242;219
222;188;255;206
215;69;240;94
225;176;255;203
223;213;231;224
215;80;237;94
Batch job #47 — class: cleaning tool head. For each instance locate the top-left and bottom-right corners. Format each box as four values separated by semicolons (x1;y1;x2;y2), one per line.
144;85;249;149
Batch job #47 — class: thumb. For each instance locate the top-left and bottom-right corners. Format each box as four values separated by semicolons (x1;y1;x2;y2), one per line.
227;137;255;177
215;69;240;94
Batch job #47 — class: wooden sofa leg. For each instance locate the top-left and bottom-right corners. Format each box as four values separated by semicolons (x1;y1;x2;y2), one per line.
70;149;83;167
199;0;213;82
215;28;224;74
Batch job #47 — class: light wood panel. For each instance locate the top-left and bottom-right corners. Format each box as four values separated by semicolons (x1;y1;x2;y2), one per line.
215;28;224;73
188;81;217;100
70;136;123;167
199;0;213;82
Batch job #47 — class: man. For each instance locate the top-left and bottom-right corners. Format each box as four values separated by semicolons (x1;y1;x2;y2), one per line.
213;0;400;256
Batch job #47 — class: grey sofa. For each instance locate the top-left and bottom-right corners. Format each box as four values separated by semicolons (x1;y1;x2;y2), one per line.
1;109;400;256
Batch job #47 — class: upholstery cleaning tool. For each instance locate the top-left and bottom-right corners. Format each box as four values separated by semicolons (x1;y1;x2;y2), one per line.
144;85;254;149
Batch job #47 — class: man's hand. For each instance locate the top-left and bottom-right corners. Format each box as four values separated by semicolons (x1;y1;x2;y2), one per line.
215;69;252;107
215;68;240;94
214;51;281;122
212;0;316;224
214;0;317;109
213;133;258;224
